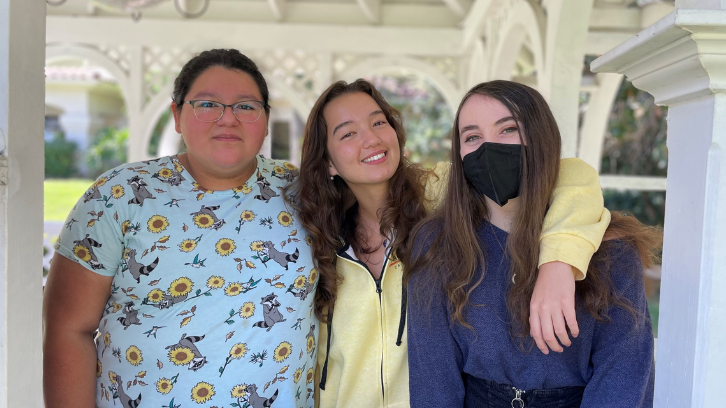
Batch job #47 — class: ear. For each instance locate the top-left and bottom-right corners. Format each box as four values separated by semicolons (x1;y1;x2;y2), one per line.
171;102;182;134
328;161;339;177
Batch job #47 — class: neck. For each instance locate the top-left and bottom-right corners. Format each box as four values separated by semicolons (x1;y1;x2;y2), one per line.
178;153;256;191
485;196;519;233
348;182;389;231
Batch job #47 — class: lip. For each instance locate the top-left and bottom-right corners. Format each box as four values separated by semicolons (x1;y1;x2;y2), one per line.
361;150;388;164
212;134;242;142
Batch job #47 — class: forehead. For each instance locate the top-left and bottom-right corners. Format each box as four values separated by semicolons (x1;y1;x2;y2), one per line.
458;94;512;127
323;92;382;123
187;66;262;99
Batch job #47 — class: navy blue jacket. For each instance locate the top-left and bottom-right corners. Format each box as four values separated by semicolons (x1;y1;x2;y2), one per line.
407;221;655;407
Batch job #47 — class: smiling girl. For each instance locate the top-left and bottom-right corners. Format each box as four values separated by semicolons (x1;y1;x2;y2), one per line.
285;79;611;408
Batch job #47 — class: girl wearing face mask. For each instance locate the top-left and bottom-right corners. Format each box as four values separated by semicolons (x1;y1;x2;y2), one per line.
285;79;611;408
407;81;659;408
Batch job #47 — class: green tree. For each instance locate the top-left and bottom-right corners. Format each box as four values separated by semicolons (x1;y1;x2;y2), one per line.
85;127;129;178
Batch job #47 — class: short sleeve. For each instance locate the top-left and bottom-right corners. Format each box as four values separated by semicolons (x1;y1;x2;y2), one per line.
55;175;125;277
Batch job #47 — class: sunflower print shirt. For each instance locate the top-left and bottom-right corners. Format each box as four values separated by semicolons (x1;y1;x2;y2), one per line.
56;155;318;408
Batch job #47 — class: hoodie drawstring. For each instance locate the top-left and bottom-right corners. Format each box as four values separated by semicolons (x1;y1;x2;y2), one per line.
319;308;333;390
396;281;407;346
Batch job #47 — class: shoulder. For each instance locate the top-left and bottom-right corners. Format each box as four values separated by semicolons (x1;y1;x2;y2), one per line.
597;239;646;295
94;156;175;184
257;156;300;186
411;220;442;260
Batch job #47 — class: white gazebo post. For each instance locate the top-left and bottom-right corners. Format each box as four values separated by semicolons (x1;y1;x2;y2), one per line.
592;1;726;407
0;0;46;407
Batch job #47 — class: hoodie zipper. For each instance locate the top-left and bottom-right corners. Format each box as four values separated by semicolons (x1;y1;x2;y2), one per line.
338;250;390;400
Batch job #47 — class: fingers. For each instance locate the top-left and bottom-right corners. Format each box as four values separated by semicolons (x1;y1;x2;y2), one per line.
552;311;571;348
529;312;549;355
563;299;579;338
539;310;564;353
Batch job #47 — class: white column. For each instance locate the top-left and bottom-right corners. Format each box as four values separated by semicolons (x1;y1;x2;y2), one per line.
0;1;46;407
577;73;624;171
592;3;726;407
127;45;147;162
540;0;595;158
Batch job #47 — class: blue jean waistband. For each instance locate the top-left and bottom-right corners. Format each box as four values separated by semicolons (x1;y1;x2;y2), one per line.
463;375;585;408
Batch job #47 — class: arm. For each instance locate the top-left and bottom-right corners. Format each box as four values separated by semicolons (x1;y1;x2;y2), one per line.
530;159;610;354
581;244;655;407
43;254;113;408
407;272;465;407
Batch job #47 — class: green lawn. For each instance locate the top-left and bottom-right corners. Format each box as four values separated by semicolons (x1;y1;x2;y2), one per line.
44;178;94;221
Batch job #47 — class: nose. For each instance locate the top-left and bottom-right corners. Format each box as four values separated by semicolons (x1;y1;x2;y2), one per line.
361;125;382;148
217;105;239;125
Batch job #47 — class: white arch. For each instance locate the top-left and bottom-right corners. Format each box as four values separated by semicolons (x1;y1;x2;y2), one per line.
340;56;461;116
45;43;131;105
465;37;490;90
139;78;312;160
490;0;545;87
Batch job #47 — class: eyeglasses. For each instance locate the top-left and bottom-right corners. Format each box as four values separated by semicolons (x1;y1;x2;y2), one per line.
186;100;266;123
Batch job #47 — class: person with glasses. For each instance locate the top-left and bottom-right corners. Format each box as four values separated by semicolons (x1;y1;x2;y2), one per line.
43;49;317;408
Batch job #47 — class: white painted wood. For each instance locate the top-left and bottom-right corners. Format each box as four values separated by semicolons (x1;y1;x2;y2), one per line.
599;175;667;191
356;0;381;23
586;31;639;55
158;111;181;157
46;16;462;56
340;56;462;115
541;0;595;158
490;0;545;86
45;43;131;104
0;1;46;407
127;45;148;162
441;0;471;18
461;0;496;50
592;8;726;407
578;73;624;171
267;0;287;21
676;0;726;8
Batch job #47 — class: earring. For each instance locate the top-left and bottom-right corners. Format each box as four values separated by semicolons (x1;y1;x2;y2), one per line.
330;176;334;180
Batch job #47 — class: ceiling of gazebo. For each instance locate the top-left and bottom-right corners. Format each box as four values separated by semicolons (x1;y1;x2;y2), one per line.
47;0;657;31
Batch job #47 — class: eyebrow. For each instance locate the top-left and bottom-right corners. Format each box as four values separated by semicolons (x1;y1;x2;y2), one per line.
332;110;385;136
189;91;260;101
459;116;517;134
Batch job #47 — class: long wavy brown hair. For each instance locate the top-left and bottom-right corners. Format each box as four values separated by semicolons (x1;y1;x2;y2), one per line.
284;79;429;321
408;80;661;338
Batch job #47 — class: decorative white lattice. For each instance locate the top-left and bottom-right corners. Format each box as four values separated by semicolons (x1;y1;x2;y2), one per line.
95;45;132;76
246;49;325;107
143;46;199;104
332;54;369;79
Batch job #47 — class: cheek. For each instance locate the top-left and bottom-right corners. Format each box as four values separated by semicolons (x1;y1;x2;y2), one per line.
243;120;268;139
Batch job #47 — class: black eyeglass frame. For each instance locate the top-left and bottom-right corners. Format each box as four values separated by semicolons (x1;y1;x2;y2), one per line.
185;100;267;123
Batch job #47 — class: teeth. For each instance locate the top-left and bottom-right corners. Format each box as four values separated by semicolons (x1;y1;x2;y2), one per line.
363;152;386;163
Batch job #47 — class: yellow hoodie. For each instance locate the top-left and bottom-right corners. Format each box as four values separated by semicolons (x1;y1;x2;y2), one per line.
315;158;610;408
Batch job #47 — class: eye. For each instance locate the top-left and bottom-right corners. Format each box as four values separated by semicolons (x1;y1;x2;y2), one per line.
502;126;518;134
373;120;387;127
341;132;355;139
464;134;481;143
197;101;218;108
234;102;258;111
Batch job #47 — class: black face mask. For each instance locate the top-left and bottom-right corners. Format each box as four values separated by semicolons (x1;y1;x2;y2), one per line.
462;142;523;207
